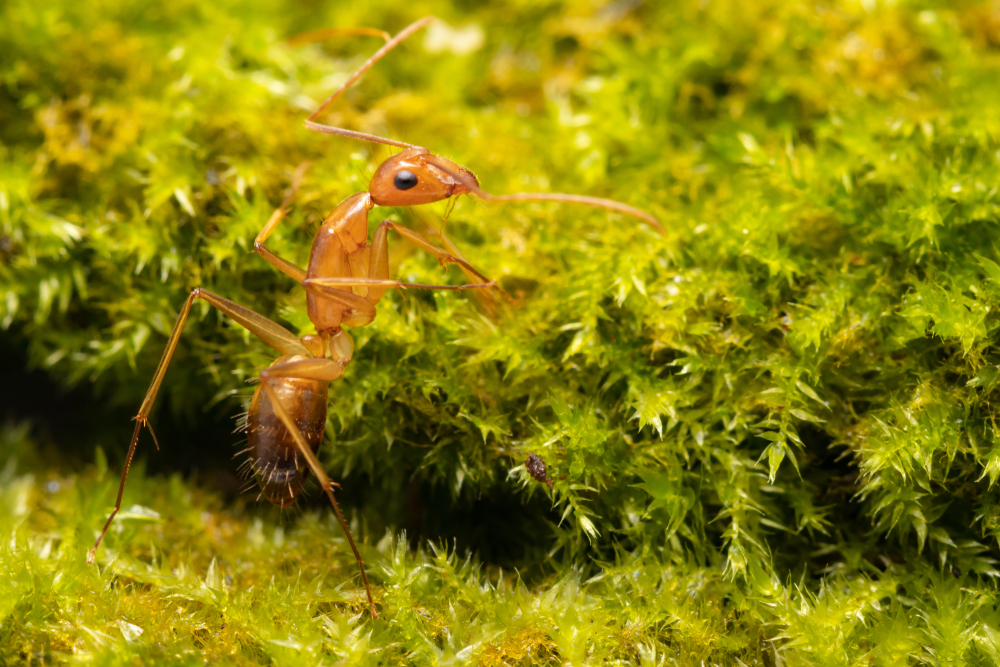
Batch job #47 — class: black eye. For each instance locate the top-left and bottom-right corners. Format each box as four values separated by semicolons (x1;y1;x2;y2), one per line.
393;170;418;191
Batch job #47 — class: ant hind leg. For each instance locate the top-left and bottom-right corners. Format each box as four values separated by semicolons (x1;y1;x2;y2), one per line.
87;289;309;564
258;358;378;618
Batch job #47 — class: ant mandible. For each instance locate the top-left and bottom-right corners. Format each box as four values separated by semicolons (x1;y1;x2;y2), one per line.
87;16;663;619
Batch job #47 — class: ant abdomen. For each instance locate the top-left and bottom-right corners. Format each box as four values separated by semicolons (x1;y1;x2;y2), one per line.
247;355;329;507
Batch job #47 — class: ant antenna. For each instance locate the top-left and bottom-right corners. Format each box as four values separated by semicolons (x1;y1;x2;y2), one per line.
303;17;438;148
294;17;664;235
287;27;391;48
423;155;665;235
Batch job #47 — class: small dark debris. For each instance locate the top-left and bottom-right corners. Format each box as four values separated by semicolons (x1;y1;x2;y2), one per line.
526;454;553;489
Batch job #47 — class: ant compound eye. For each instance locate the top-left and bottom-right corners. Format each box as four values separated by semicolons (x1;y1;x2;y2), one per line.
393;170;418;191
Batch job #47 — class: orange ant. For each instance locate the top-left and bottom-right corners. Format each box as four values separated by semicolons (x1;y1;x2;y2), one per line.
87;16;662;618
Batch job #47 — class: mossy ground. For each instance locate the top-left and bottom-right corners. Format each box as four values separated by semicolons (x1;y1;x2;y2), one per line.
3;0;1000;664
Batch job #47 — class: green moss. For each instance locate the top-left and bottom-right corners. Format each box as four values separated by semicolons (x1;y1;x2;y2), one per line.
3;0;1000;663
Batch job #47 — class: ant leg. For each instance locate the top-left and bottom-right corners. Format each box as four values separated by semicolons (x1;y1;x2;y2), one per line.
364;220;511;307
438;230;502;316
304;17;437;148
303;276;495;294
88;289;309;564
438;231;479;284
260;356;346;382
254;162;310;283
258;359;377;617
373;220;493;283
302;274;494;331
298;279;379;328
299;281;378;316
301;273;495;328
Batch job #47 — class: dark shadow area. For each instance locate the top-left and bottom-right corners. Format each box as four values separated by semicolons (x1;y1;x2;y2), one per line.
0;331;244;495
419;478;558;578
304;465;562;581
1;330;561;576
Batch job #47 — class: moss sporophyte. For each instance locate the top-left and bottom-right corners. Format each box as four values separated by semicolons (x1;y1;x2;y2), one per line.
4;0;1000;664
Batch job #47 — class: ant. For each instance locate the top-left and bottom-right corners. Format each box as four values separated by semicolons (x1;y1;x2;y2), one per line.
87;16;662;619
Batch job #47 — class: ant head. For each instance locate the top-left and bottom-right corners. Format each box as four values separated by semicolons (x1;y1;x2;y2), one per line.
369;147;478;206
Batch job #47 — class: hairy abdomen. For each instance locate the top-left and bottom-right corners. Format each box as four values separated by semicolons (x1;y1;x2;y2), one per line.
247;356;329;507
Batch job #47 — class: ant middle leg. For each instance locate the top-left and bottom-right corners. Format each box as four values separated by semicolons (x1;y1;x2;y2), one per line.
302;274;497;327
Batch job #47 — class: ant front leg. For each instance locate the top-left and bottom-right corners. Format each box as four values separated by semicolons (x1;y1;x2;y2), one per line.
254;162;310;283
438;229;503;316
372;221;493;282
88;288;311;564
258;359;377;617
